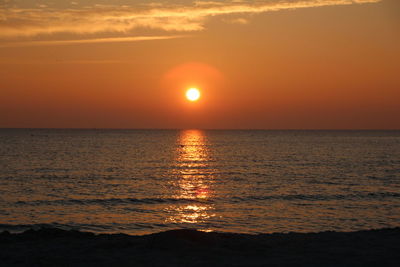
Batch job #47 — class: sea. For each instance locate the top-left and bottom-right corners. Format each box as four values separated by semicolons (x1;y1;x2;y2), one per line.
0;129;399;235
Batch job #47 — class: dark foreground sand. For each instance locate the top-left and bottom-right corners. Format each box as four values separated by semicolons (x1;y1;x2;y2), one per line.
1;227;399;266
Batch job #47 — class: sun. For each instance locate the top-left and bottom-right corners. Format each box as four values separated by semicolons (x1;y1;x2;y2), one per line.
186;88;201;102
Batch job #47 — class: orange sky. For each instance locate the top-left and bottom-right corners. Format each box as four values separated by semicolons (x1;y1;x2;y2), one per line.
0;0;399;129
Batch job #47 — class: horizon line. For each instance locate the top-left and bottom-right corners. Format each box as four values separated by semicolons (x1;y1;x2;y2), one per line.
1;128;399;131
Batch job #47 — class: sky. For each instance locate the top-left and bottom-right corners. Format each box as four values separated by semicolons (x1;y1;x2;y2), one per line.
0;0;399;129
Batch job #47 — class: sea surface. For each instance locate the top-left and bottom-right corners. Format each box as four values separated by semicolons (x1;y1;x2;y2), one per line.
0;129;399;235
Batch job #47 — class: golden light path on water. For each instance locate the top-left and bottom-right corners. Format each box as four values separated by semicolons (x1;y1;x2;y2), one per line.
165;130;215;227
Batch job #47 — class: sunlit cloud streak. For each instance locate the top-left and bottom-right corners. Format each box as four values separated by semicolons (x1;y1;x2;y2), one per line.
0;35;186;48
0;0;381;39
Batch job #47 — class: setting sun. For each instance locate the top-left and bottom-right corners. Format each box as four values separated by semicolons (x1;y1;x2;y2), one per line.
186;88;201;102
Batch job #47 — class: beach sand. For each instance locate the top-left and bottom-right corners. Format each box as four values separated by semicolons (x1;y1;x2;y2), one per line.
1;227;399;266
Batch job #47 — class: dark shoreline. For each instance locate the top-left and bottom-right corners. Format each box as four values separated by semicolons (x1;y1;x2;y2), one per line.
1;227;399;266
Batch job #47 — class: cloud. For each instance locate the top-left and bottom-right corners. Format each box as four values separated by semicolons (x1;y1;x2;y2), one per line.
0;59;126;65
0;0;381;40
224;17;249;25
0;35;185;48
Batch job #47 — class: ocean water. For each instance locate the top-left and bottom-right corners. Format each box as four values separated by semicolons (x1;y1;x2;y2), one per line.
0;129;399;235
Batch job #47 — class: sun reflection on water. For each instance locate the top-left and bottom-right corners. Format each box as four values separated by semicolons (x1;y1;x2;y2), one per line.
165;130;215;226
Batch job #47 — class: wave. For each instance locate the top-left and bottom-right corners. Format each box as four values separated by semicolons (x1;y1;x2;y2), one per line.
14;197;211;207
233;192;400;202
0;223;76;233
0;221;194;234
11;191;400;208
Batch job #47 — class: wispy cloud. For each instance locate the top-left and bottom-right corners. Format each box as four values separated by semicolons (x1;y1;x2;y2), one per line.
0;59;132;65
0;0;381;43
0;35;185;48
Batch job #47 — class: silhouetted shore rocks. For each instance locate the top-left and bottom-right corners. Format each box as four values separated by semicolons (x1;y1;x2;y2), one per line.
1;227;399;266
